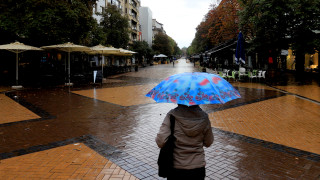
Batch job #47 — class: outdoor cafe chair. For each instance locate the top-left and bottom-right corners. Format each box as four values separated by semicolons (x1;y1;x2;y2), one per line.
218;71;226;78
238;67;247;80
262;71;266;79
248;71;257;82
227;71;237;81
257;70;263;81
252;69;258;76
225;69;230;76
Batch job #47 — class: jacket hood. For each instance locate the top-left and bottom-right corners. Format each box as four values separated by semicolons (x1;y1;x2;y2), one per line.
171;106;208;137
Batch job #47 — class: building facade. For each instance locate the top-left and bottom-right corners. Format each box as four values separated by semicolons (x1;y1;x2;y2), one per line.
92;0;141;43
152;19;166;40
139;7;153;47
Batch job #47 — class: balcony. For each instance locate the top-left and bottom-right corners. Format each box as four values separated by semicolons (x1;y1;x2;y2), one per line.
131;13;138;21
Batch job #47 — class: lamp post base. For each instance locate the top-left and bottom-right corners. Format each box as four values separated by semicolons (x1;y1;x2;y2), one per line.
65;82;74;86
12;85;23;89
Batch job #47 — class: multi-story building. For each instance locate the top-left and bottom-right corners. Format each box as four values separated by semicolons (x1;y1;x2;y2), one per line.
139;7;153;47
152;19;166;40
92;0;141;44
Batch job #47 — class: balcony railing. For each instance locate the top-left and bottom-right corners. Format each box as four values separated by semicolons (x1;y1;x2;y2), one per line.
131;13;137;20
131;25;138;31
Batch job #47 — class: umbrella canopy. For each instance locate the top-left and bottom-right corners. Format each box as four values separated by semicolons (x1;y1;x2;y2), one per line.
154;54;167;58
235;32;245;65
146;72;241;106
41;42;90;53
115;48;136;56
88;45;122;78
88;45;120;55
0;41;42;53
0;42;42;86
41;42;90;85
119;48;137;54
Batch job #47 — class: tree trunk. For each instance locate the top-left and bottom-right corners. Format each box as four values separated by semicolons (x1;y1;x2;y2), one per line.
295;51;305;82
295;52;304;73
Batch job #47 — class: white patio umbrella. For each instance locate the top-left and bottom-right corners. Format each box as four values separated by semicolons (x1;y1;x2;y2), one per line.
88;45;121;78
154;54;167;58
0;41;42;87
88;45;120;55
41;42;90;85
119;48;137;55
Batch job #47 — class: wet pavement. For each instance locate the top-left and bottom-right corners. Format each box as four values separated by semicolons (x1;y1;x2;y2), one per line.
0;59;320;179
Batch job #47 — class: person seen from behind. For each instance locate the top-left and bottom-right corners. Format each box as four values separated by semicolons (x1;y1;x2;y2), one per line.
156;104;214;180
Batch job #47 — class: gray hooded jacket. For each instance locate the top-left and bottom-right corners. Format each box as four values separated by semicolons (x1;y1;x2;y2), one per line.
156;105;214;169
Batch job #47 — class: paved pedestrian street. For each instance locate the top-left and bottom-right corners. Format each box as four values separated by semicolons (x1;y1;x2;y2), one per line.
0;59;320;179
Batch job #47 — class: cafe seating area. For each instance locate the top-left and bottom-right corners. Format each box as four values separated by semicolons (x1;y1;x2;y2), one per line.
210;67;266;82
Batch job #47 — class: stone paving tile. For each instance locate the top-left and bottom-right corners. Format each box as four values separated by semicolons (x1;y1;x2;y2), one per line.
72;84;157;107
1;59;320;179
273;84;320;102
123;60;195;79
209;95;320;154
0;142;138;180
0;94;40;125
230;82;275;90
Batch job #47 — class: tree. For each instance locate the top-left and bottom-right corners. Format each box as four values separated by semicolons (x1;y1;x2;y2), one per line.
286;0;320;74
130;41;153;63
168;36;181;56
207;0;240;46
239;0;290;68
152;32;181;56
100;5;130;48
152;32;171;55
188;0;240;55
181;47;187;57
0;0;96;46
239;0;320;73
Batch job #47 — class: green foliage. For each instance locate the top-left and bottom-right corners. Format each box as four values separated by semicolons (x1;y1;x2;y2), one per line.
130;41;153;60
239;0;320;72
239;0;290;56
168;36;181;55
152;32;171;55
0;0;96;46
100;5;130;48
88;19;107;46
152;32;181;56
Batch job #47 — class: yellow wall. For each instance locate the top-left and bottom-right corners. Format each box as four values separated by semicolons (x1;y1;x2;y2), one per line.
286;49;318;70
286;49;295;70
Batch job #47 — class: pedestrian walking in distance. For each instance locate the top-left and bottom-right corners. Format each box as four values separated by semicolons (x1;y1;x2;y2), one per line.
156;104;214;180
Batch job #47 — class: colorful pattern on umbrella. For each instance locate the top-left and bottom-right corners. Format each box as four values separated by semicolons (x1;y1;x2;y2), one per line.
146;72;241;106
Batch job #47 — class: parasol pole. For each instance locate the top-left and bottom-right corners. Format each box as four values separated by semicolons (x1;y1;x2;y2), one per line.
16;52;19;85
101;54;103;78
68;51;71;84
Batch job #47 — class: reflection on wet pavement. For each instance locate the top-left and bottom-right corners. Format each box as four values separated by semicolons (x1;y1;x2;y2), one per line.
72;84;157;106
0;59;320;179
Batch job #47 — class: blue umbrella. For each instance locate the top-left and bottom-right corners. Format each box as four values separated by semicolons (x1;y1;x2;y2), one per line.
235;32;245;65
146;72;241;106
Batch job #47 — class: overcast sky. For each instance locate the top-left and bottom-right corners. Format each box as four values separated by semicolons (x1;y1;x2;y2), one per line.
141;0;219;49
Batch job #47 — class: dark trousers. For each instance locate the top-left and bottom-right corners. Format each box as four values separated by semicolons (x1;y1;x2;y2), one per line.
167;167;205;180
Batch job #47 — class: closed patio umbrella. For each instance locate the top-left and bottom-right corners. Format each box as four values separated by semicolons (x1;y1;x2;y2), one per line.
41;42;90;85
235;32;245;65
0;41;42;88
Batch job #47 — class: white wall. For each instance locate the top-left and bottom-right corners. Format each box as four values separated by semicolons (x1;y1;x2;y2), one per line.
139;7;153;47
93;0;106;23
